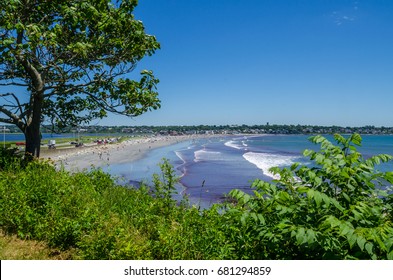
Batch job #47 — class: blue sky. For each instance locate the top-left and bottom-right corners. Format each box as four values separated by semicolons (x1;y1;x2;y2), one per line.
97;1;393;126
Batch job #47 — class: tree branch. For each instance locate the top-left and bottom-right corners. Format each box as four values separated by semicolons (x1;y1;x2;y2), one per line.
1;92;25;117
0;82;29;87
0;117;15;125
0;103;25;129
14;29;45;93
80;89;135;116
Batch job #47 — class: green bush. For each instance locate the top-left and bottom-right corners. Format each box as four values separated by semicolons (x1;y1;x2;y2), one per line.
0;147;24;171
0;158;235;259
227;134;393;259
0;161;102;248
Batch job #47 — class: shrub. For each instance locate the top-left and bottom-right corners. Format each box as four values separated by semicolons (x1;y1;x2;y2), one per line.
152;158;180;209
0;158;235;259
0;161;102;248
227;134;393;259
0;147;24;171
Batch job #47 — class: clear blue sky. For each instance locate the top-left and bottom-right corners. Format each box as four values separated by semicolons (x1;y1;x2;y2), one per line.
103;0;393;127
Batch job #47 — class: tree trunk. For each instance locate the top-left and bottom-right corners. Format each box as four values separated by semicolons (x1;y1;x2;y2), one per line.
24;94;43;159
24;122;41;159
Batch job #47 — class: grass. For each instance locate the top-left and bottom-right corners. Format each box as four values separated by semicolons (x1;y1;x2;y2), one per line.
0;230;76;260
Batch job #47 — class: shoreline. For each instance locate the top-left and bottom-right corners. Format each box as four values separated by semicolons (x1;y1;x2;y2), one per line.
42;134;220;172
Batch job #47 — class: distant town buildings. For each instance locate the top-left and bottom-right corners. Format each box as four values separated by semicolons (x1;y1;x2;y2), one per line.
2;124;393;136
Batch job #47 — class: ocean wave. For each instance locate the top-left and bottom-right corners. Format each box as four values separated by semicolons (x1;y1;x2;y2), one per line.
243;152;299;179
224;140;242;150
175;150;187;164
194;149;223;162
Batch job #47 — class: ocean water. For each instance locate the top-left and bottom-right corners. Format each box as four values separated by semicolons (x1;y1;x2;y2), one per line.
2;133;122;142
107;134;393;207
2;133;76;142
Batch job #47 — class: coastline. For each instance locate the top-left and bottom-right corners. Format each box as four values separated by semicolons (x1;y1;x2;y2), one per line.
42;134;217;171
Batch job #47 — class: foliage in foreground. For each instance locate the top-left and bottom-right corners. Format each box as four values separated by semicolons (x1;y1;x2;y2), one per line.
0;134;392;259
227;134;393;259
0;157;231;259
0;147;24;171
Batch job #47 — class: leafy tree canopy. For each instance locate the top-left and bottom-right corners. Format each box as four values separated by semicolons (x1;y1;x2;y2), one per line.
0;0;160;156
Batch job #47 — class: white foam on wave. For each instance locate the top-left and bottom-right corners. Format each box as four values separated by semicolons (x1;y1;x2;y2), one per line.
243;152;298;179
224;140;242;150
194;149;223;162
175;150;187;164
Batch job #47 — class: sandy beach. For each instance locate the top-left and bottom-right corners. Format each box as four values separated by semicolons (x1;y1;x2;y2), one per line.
41;135;212;171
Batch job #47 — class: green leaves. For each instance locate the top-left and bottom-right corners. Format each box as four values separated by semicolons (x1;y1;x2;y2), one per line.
227;134;393;259
292;227;318;246
307;189;333;208
0;158;236;259
1;0;161;152
152;158;180;211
